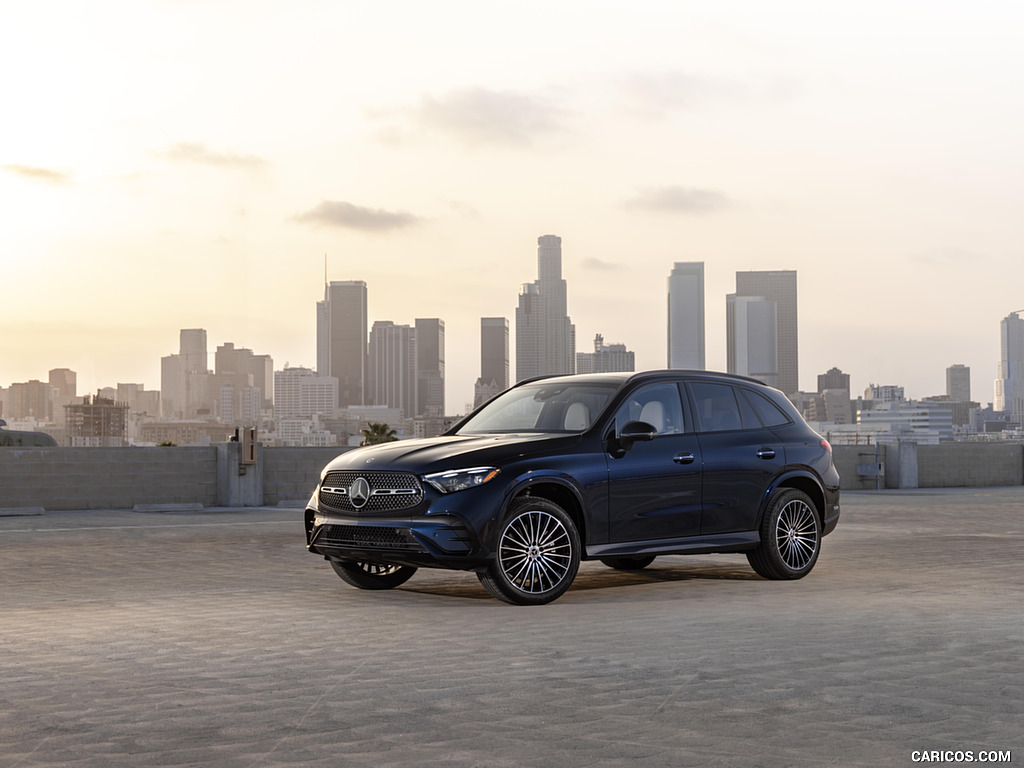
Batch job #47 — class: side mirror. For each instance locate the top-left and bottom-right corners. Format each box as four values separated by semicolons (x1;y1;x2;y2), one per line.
618;420;658;451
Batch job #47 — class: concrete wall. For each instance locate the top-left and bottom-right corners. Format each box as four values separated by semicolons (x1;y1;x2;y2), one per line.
0;447;218;511
832;442;1024;490
262;446;352;506
831;444;889;491
917;443;1024;488
1;442;1022;511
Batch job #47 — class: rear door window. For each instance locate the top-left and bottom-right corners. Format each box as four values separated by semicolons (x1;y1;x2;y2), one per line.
688;382;744;433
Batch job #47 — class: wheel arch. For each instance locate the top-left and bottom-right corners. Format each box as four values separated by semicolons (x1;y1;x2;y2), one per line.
760;471;826;527
506;476;588;545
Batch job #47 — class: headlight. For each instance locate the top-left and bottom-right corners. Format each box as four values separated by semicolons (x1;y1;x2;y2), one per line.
423;467;500;494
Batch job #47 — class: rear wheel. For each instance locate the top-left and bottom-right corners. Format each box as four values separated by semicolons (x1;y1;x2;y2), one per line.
330;560;417;590
746;488;821;580
478;497;581;605
599;555;656;571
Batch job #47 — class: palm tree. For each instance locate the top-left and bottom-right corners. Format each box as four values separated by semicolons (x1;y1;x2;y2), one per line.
360;422;398;446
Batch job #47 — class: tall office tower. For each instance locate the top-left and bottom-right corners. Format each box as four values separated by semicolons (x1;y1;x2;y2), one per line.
159;329;209;419
576;334;636;374
179;329;208;375
317;281;368;407
48;369;76;399
726;294;778;388
316;300;329;376
515;235;576;382
995;311;1024;423
481;317;509;389
946;364;971;403
5;380;54;421
817;367;850;394
734;271;798;394
178;328;209;418
160;355;182;418
667;262;705;369
415;318;445;417
475;317;510;408
215;342;274;408
274;367;339;420
368;321;416;416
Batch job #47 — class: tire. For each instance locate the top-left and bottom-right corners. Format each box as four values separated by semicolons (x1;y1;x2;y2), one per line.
599;555;656;571
478;497;581;605
746;488;821;580
330;560;417;590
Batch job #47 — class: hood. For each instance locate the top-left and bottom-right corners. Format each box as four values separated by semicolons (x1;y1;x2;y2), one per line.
322;433;580;475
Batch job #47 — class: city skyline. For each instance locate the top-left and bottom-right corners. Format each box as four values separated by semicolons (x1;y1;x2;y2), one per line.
4;2;1024;409
2;273;1012;413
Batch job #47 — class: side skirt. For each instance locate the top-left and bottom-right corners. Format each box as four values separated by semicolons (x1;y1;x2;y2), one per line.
586;531;760;559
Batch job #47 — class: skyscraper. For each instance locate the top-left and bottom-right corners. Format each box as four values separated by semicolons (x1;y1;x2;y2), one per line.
161;329;209;419
946;364;971;403
317;281;368;407
480;317;509;389
734;270;798;394
179;329;208;376
368;321;416;416
515;235;575;382
48;368;77;399
475;317;509;408
415;318;445;417
667;262;705;369
727;294;778;388
216;342;274;408
995;311;1024;423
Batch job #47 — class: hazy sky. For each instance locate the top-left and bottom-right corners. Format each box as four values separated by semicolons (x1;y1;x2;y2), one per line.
4;0;1024;412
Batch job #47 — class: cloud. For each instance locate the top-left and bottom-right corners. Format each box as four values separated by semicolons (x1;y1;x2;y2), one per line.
624;185;733;214
158;142;269;170
582;257;624;271
293;201;421;232
371;86;568;148
2;164;72;185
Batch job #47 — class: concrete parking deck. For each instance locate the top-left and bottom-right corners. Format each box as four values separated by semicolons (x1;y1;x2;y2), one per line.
1;489;1021;767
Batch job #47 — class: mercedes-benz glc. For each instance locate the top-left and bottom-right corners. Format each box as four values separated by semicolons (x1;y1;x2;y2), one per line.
304;370;841;605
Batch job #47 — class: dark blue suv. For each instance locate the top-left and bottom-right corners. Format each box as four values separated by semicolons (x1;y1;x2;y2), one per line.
304;370;841;605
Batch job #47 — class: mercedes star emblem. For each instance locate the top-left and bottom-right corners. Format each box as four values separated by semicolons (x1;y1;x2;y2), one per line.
348;477;371;509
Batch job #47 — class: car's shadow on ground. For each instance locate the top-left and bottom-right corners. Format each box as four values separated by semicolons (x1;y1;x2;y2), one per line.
398;561;762;601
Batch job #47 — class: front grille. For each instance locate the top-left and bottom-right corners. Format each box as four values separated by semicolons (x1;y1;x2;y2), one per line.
319;470;424;514
315;524;425;551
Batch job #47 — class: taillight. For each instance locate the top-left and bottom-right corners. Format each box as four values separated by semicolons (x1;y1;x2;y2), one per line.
820;438;832;454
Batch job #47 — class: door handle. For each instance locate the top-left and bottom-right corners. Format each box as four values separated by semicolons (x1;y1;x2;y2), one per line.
756;448;776;460
673;452;695;465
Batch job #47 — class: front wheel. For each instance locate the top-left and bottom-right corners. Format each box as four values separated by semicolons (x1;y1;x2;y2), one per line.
478;497;581;605
746;488;821;580
330;560;417;590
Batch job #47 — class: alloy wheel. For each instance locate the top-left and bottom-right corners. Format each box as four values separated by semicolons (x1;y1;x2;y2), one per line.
775;499;819;570
498;510;574;595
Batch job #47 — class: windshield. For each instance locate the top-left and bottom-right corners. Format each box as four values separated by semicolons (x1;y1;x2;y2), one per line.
456;381;619;434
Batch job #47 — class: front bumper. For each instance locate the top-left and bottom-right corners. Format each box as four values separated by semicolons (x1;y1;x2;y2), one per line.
305;506;488;570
